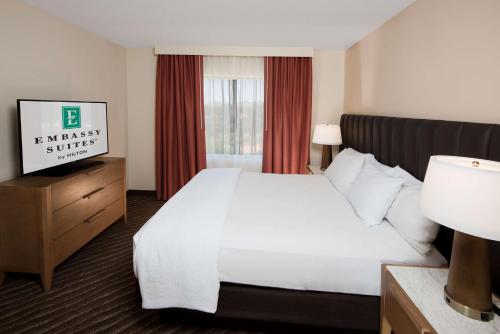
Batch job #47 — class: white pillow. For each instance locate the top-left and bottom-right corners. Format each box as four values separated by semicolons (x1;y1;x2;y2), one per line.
367;156;394;175
346;162;404;226
387;166;420;186
344;149;394;175
332;149;399;177
386;180;440;255
324;148;366;194
343;148;375;161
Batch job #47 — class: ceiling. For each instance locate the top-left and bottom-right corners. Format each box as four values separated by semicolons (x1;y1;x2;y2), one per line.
23;0;415;50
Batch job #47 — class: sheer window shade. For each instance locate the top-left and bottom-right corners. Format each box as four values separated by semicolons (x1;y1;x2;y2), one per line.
204;56;264;165
204;56;264;80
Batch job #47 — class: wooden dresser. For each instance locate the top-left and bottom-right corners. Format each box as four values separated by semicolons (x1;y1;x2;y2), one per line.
0;157;126;290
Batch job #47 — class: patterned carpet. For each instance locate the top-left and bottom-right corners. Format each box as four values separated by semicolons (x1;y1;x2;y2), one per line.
0;194;364;334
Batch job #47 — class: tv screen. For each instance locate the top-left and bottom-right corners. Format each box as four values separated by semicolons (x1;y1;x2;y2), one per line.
18;99;109;175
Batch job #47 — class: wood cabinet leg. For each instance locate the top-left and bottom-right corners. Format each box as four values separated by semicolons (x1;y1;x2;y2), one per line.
381;316;392;334
41;269;53;291
0;272;5;287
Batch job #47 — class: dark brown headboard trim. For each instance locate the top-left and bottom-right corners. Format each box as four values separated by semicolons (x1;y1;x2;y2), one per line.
340;114;500;294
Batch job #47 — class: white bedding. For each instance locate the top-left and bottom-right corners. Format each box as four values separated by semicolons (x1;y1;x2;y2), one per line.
133;169;446;312
133;168;241;312
218;172;446;296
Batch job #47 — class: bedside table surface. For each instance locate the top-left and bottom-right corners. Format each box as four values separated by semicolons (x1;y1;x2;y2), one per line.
388;266;500;334
307;165;324;175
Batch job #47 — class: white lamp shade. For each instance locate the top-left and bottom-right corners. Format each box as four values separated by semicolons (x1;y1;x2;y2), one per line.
421;156;500;241
312;124;342;145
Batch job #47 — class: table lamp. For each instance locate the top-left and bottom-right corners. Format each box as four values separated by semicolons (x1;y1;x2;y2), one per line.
312;124;342;170
421;155;500;321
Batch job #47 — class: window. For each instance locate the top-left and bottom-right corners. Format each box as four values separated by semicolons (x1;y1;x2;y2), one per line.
203;56;264;171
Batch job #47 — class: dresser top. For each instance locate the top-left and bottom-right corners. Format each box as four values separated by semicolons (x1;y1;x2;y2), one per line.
388;266;500;334
0;157;124;187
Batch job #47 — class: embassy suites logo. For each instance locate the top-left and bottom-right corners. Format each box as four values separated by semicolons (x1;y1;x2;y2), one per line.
33;106;102;156
62;106;81;129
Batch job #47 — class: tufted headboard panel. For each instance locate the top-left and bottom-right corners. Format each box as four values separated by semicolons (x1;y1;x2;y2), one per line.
340;114;500;294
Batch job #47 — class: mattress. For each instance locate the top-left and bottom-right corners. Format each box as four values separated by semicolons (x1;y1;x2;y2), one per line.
218;172;447;296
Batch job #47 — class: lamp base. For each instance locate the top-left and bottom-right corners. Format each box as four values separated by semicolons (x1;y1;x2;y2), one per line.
444;286;494;321
445;231;495;321
320;145;333;170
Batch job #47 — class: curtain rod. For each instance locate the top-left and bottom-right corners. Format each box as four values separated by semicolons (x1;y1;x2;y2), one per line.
154;45;314;57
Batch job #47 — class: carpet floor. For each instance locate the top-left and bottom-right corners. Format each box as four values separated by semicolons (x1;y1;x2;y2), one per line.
0;194;364;334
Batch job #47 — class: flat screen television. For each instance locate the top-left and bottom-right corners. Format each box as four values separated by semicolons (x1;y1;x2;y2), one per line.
17;99;109;176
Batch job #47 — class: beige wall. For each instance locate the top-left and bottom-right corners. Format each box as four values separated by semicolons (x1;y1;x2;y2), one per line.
126;49;157;190
0;0;127;182
345;0;500;124
126;49;345;190
311;50;345;165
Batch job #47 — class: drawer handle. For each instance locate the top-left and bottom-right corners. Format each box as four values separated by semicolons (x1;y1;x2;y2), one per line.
87;167;105;176
83;187;105;200
84;209;105;223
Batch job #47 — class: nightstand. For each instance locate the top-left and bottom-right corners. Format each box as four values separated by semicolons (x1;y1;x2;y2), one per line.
381;265;500;334
307;165;324;175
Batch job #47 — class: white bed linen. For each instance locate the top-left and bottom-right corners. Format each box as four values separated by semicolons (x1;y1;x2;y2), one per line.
218;173;446;296
133;168;241;312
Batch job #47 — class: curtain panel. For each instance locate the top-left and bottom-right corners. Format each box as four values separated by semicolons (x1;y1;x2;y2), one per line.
262;57;313;174
155;55;206;200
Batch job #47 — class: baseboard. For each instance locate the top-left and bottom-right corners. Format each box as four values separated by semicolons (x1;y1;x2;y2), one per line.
127;189;156;197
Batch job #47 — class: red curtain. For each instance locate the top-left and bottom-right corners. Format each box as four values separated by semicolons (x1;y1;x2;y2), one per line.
262;57;312;174
155;55;206;200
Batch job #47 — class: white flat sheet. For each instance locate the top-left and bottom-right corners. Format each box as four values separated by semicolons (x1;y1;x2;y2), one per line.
218;172;447;296
133;168;241;312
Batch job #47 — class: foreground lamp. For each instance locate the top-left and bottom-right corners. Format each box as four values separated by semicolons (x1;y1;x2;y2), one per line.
312;124;342;170
421;156;500;321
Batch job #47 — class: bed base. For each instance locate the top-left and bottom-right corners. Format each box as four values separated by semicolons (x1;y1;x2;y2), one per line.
216;283;379;332
156;283;379;332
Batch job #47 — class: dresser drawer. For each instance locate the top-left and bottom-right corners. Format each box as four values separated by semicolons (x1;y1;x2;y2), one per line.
52;179;124;239
51;161;124;211
53;197;124;266
385;278;434;334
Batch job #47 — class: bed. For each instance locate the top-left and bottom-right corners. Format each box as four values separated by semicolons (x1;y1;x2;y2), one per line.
134;114;500;332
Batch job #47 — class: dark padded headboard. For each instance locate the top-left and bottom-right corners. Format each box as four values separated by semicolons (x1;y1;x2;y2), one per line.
340;114;500;294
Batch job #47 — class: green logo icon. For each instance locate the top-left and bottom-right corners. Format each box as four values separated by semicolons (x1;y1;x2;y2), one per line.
62;106;81;129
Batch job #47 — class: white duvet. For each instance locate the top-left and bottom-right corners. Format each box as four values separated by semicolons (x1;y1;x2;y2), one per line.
133;168;241;312
133;169;446;312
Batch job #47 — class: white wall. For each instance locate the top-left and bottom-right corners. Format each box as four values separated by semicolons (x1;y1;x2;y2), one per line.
126;49;345;190
0;0;127;182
